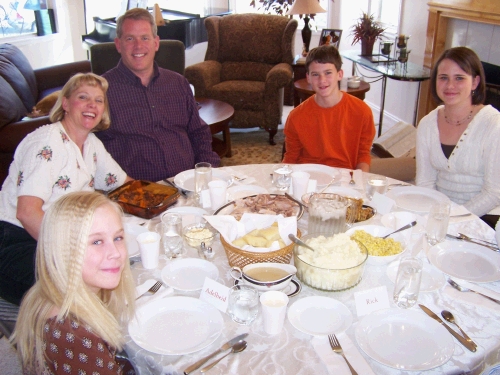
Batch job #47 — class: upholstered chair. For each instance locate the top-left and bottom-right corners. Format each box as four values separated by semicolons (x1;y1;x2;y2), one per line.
185;14;298;145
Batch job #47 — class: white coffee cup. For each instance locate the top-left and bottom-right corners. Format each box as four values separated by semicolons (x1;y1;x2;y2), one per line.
136;231;160;269
260;291;289;335
208;180;227;210
291;171;310;200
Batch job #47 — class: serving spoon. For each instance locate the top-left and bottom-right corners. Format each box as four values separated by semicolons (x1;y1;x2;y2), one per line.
200;341;247;372
441;310;477;348
289;234;316;252
381;220;416;239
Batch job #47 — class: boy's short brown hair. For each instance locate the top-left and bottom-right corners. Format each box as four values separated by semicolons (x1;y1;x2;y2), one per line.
305;45;343;73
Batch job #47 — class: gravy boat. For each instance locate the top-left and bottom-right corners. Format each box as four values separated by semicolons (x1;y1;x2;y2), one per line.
230;262;297;291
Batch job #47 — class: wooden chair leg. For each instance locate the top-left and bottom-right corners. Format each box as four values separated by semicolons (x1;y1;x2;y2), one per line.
267;128;277;145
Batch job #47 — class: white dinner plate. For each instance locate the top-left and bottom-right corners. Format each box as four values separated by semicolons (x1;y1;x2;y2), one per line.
380;211;425;234
321;186;363;199
291;164;340;187
124;223;149;257
386;260;446;292
128;297;223;355
161;258;219;291
386;186;450;213
355;308;454;371
428;240;500;283
227;184;268;200
174;169;233;192
287;296;352;336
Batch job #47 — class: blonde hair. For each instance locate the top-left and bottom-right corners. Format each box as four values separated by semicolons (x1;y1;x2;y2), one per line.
12;191;136;374
50;73;111;131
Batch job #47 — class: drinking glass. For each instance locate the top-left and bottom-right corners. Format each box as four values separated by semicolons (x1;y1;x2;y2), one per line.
194;162;212;205
425;201;450;246
272;164;292;191
393;257;423;309
227;285;259;325
365;174;388;200
159;212;183;259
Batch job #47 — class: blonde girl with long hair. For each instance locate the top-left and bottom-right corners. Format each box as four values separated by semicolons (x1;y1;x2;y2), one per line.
12;191;136;374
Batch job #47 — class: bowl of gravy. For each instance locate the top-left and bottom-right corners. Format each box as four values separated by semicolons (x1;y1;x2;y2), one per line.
230;262;297;291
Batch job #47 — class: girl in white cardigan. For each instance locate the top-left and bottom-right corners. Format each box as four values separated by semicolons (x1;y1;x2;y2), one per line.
416;47;500;228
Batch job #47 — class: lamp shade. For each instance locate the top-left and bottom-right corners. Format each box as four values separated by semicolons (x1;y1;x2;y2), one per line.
286;0;326;15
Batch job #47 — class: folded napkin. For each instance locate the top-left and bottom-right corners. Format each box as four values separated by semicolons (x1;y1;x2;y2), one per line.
223;167;256;185
135;279;174;307
449;204;476;224
311;333;375;375
443;278;500;312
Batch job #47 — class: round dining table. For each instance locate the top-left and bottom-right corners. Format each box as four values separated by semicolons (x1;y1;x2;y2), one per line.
125;164;499;375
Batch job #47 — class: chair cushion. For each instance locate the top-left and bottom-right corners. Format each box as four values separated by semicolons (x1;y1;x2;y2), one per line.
207;81;265;111
221;61;272;82
0;77;27;128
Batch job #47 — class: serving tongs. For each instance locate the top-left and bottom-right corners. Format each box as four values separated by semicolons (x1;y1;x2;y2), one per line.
446;233;499;252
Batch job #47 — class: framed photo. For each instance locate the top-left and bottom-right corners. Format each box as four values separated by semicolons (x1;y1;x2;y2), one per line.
319;29;343;48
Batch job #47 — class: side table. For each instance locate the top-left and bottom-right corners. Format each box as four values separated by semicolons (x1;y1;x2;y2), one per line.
293;78;371;106
196;97;234;158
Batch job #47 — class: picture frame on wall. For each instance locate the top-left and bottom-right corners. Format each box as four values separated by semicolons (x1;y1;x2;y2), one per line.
318;29;342;48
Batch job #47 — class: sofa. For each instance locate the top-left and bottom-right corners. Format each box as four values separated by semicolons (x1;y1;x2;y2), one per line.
0;43;91;185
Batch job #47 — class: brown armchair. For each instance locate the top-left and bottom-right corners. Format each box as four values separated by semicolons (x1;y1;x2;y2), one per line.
185;14;298;145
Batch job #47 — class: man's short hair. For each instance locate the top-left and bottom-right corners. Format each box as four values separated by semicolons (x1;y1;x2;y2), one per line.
116;8;157;38
306;45;343;73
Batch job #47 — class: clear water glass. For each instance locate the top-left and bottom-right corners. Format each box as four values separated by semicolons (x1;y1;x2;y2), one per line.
227;285;259;325
365;174;388;200
425;201;450;246
194;162;212;205
393;257;423;309
272;164;292;191
159;212;183;259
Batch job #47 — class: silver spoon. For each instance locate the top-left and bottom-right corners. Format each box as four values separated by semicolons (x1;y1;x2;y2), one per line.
349;170;356;185
319;176;337;193
381;220;416;239
200;341;247;373
441;310;477;348
289;234;316;252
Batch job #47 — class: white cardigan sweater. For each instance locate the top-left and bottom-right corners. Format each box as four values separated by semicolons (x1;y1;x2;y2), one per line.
416;105;500;216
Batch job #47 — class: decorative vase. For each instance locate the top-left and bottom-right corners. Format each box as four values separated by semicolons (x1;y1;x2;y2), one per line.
361;39;375;56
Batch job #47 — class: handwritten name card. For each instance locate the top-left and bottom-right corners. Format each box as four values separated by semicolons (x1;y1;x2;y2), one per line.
354;286;390;317
200;277;230;313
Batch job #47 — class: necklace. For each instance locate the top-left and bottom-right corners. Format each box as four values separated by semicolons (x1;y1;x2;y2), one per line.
444;106;475;126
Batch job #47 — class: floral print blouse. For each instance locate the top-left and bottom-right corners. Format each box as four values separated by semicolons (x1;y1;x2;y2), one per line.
0;122;127;227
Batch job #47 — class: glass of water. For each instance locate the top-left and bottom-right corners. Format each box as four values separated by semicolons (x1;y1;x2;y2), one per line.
158;212;183;259
393;257;423;309
365;174;388;200
425;201;451;246
194;162;212;205
227;285;259;325
272;164;292;191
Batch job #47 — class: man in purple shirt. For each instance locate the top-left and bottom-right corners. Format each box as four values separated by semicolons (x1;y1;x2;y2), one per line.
96;8;220;181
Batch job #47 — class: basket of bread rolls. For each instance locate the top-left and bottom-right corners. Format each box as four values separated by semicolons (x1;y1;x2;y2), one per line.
220;223;301;268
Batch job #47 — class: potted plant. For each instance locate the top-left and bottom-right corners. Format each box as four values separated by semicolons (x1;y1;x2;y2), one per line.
350;12;386;56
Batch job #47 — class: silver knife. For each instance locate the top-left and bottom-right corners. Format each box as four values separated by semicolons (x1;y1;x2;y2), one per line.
183;333;248;374
446;234;499;252
418;304;477;352
163;178;188;198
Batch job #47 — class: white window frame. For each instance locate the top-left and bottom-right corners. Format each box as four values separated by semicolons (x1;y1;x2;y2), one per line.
368;0;402;39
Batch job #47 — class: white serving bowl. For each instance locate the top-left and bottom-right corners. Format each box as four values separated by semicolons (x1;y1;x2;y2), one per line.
345;225;408;266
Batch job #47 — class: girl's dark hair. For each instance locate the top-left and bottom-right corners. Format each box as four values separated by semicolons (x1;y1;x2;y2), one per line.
430;47;486;105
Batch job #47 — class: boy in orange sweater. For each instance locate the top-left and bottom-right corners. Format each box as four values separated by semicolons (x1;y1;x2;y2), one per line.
283;45;375;172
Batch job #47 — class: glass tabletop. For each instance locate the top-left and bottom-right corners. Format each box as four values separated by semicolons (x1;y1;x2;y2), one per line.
341;50;430;82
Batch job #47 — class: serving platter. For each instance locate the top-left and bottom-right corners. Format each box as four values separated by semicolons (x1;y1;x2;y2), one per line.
214;194;304;220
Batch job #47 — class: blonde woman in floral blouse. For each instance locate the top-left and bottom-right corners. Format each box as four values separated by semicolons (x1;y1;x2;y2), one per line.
12;191;136;374
0;73;131;305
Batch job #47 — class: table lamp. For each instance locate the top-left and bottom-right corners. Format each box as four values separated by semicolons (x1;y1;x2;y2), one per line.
286;0;327;56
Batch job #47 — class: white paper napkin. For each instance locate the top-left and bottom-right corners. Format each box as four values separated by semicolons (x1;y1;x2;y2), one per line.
311;333;375;375
135;279;174;307
223;167;256;185
443;278;500;312
449;204;476;224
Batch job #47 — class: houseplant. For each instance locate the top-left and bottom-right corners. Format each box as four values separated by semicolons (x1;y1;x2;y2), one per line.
350;12;386;56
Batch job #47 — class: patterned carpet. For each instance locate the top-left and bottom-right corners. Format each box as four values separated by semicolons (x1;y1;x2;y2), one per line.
218;129;285;166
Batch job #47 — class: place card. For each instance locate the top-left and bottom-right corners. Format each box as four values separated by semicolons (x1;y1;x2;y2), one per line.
370;192;395;215
354;286;390;317
200;277;230;313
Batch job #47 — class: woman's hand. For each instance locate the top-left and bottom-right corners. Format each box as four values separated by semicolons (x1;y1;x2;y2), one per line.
16;196;44;240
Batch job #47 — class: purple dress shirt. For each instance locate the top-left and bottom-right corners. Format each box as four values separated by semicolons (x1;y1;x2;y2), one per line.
97;60;220;181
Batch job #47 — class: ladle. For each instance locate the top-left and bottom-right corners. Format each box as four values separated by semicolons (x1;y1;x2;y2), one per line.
441;310;477;348
289;234;316;252
200;341;247;372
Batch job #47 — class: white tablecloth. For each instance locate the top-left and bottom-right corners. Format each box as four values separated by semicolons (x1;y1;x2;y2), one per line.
125;164;499;375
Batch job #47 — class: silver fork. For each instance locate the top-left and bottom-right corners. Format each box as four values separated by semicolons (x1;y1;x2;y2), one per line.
458;233;498;247
136;281;162;300
232;175;246;182
328;334;358;375
447;279;500;304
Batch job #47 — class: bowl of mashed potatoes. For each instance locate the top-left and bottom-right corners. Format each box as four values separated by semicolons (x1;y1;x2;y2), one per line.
345;225;407;266
293;233;368;291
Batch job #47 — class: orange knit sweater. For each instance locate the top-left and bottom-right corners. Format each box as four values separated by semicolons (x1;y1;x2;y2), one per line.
283;93;375;169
